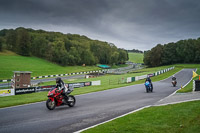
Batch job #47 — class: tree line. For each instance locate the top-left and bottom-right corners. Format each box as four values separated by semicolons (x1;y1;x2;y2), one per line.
0;27;128;66
143;38;200;67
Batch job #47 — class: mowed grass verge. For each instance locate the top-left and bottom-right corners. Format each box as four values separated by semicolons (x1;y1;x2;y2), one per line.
83;100;200;133
0;65;181;108
0;51;100;80
128;52;144;63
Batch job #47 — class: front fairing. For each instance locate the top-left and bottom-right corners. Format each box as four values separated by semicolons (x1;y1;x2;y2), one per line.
145;81;150;86
47;88;58;97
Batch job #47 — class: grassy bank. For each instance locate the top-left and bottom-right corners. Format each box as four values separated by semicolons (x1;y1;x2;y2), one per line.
0;51;100;80
128;52;144;63
83;100;200;133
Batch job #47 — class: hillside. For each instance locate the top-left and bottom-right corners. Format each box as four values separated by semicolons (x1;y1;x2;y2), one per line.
0;51;100;80
128;52;144;63
0;27;128;66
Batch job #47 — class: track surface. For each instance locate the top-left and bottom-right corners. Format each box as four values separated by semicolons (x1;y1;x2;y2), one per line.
0;69;194;133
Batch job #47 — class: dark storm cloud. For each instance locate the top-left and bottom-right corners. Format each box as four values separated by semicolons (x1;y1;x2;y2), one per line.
0;0;108;24
0;0;200;50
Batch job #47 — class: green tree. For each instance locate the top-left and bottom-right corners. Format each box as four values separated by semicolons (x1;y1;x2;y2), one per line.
162;43;177;65
52;40;68;66
5;30;17;51
118;48;128;64
16;28;31;56
143;50;151;66
0;37;3;51
32;35;48;58
149;44;163;67
194;38;200;63
80;50;96;65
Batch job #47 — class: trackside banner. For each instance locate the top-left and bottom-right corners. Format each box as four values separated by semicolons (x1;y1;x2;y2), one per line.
14;81;95;95
15;87;36;95
35;85;56;92
0;89;15;96
67;82;91;88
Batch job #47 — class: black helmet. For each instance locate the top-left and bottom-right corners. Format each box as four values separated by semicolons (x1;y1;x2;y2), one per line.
56;77;61;83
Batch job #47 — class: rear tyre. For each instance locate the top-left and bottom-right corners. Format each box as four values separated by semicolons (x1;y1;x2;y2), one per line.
68;95;76;107
46;99;56;110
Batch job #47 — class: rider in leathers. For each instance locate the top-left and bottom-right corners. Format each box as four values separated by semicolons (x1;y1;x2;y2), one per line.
145;76;153;89
56;77;68;96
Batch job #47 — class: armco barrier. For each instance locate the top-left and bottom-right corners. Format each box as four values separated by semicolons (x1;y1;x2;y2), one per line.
0;69;107;83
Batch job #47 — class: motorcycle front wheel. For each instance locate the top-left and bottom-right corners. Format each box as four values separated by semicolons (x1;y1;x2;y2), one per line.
67;95;76;107
46;99;56;110
146;86;149;93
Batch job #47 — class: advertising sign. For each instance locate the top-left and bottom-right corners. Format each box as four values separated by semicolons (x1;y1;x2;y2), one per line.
15;87;36;95
0;89;14;96
127;77;132;83
84;82;91;86
35;85;55;92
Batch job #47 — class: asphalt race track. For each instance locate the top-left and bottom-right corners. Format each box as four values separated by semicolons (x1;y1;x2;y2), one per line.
0;69;194;133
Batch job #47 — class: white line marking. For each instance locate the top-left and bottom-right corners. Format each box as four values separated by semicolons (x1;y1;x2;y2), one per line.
74;105;152;133
154;98;200;107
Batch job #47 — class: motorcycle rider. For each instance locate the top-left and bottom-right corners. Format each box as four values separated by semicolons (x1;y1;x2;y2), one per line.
55;77;68;96
172;75;177;86
145;76;153;89
172;75;176;81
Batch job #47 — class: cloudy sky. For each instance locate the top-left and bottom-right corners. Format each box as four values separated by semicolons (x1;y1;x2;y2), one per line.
0;0;200;51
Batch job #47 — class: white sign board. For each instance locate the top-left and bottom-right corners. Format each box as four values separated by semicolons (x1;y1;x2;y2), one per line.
91;80;101;85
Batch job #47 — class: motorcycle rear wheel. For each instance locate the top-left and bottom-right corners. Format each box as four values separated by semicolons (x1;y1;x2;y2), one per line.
68;95;76;107
46;99;56;110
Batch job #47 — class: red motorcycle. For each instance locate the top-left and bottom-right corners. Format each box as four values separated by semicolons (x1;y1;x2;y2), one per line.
46;87;76;110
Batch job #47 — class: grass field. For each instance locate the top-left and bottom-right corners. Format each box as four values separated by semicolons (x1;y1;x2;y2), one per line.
0;51;100;80
83;100;200;133
128;52;144;63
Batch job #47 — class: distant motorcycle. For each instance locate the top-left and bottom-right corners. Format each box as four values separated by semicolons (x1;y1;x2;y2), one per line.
46;87;76;110
172;80;177;87
145;81;153;93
